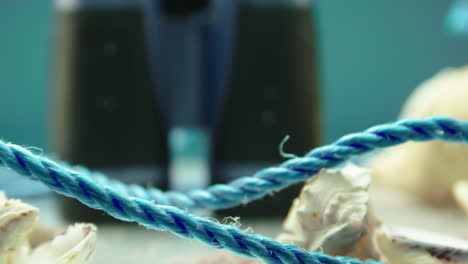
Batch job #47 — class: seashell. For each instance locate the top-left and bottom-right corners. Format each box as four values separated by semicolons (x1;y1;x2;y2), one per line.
369;65;468;206
27;223;97;264
375;226;468;264
0;192;97;264
0;192;39;264
277;163;378;259
28;223;56;249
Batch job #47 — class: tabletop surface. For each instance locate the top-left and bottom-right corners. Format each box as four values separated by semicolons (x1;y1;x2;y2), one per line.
18;183;468;264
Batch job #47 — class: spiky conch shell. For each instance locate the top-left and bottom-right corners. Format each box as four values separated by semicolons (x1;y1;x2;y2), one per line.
0;192;97;264
368;65;468;206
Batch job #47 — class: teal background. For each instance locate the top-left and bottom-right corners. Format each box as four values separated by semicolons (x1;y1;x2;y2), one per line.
0;1;467;151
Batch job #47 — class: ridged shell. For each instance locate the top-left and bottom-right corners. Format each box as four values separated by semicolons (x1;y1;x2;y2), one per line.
277;163;373;257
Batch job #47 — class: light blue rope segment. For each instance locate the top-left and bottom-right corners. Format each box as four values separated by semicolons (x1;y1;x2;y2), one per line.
61;116;468;212
1;116;467;264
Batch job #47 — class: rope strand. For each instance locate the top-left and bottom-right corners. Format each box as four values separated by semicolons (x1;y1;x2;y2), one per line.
36;116;468;212
1;116;467;263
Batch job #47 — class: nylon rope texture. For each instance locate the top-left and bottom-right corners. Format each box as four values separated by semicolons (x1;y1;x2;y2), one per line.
1;116;467;263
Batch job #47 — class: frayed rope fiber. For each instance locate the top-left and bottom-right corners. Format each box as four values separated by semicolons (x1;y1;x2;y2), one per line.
1;116;467;264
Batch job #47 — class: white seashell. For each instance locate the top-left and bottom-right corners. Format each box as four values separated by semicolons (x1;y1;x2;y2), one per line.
0;192;39;264
369;65;468;206
375;226;468;264
27;223;97;264
0;192;97;264
277;163;377;258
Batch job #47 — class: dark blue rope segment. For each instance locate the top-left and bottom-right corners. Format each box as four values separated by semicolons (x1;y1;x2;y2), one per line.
1;116;467;263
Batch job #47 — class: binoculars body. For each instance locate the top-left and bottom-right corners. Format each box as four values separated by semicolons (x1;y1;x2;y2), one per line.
52;0;320;219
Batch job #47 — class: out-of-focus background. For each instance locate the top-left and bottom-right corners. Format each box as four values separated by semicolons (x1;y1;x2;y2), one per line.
1;0;467;149
1;1;468;263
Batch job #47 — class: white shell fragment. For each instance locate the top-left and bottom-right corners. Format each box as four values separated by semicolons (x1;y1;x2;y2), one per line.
375;227;468;264
369;65;468;206
0;192;97;264
277;164;377;258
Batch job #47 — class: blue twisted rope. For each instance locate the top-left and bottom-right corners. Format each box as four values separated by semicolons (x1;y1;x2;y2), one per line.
56;116;468;212
1;116;467;264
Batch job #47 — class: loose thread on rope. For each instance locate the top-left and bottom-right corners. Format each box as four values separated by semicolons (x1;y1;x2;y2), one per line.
279;135;299;159
2;116;468;264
